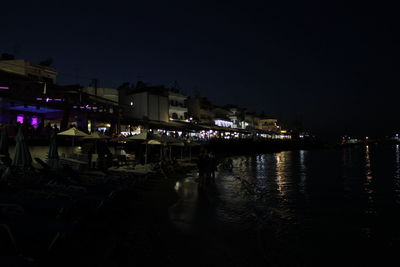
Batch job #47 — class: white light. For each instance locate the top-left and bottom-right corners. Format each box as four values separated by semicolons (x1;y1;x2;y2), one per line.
214;119;233;128
130;102;133;106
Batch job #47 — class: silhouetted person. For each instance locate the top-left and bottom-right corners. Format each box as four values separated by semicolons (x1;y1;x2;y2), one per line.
45;122;52;135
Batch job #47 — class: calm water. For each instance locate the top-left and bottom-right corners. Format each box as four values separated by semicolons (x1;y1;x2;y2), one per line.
170;144;400;266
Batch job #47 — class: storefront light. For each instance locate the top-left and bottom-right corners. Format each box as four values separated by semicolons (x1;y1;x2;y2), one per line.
31;117;39;129
17;115;24;123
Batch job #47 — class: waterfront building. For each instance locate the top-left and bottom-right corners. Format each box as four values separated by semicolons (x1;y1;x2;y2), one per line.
244;112;261;130
186;97;215;125
83;87;119;103
224;105;246;129
213;106;234;128
258;118;281;133
0;58;57;83
168;89;188;121
0;67;120;135
118;81;169;123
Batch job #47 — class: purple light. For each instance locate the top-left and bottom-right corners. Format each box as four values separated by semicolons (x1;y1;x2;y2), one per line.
46;98;53;102
17;115;24;123
80;106;85;109
73;106;77;108
31;117;39;129
54;99;62;101
36;97;43;100
0;86;10;90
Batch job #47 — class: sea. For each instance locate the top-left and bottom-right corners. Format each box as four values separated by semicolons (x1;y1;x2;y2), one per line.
170;144;400;266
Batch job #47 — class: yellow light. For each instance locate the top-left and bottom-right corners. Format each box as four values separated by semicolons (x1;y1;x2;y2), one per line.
280;130;287;134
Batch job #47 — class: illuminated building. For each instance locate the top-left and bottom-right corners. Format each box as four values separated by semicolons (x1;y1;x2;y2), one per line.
244;112;261;130
258;118;281;133
224;105;246;129
0;66;120;134
168;89;188;121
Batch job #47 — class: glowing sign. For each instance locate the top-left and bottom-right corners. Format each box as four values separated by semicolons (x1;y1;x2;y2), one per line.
17;115;24;123
0;86;10;90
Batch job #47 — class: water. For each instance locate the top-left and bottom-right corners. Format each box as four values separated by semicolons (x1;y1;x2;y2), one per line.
170;144;400;266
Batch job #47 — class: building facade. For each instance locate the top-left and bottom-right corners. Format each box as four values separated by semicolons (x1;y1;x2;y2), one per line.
119;82;169;122
186;97;215;125
244;112;261;130
258;118;280;133
213;106;234;128
83;87;119;103
168;90;188;121
0;59;58;83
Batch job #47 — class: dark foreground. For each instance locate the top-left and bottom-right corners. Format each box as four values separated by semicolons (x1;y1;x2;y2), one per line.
4;144;400;266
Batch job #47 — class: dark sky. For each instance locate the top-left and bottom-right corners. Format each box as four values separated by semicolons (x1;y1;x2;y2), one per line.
1;1;399;139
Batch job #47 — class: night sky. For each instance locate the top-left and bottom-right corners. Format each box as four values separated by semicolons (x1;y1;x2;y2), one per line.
1;1;399;139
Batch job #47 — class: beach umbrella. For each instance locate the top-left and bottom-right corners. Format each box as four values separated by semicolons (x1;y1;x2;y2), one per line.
48;128;59;168
83;132;110;157
58;127;89;146
141;139;163;163
58;127;88;137
144;139;162;145
128;131;163;163
12;127;32;168
0;127;9;156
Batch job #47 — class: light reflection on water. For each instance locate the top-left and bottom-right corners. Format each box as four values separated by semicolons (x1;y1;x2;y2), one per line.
299;150;307;195
364;145;375;215
170;145;400;263
395;144;400;202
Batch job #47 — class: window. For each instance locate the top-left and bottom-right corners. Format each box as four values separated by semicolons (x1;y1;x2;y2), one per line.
172;113;178;119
